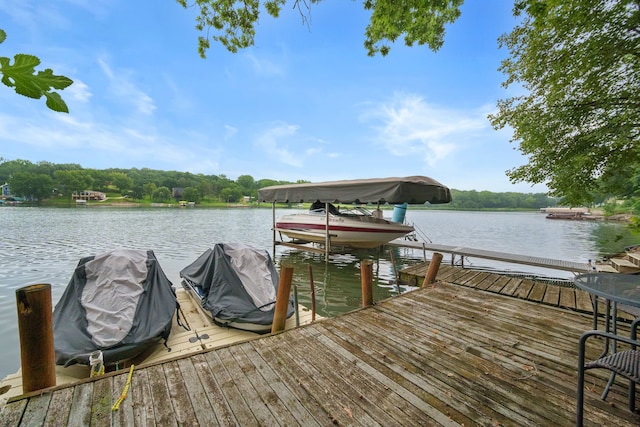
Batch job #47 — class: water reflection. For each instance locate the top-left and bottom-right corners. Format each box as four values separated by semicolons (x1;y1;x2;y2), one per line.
277;248;421;318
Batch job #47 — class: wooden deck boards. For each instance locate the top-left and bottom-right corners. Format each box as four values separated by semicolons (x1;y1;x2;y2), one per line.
400;262;637;322
2;276;640;426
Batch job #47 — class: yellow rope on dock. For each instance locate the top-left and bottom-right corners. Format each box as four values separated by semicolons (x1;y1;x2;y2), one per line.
112;364;135;411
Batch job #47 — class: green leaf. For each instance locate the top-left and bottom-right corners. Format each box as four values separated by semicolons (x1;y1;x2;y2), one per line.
0;53;73;111
44;91;69;113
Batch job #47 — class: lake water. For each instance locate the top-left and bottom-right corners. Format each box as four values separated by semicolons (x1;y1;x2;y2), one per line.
0;206;637;378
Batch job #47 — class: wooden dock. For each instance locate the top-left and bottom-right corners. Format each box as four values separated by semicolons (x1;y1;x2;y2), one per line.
388;239;591;273
2;271;639;426
0;289;315;401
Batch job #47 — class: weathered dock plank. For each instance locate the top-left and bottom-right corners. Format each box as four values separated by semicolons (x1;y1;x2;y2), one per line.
510;278;535;299
16;393;50;427
499;277;522;296
3;281;640;427
67;382;93;427
163;361;198;425
43;388;73;427
129;369;155;426
215;346;280;426
111;373;134;427
90;375;112;426
485;274;511;293
174;358;219;426
203;350;259;425
575;289;593;313
398;261;619;324
253;333;374;426
0;398;26;427
318;322;463;425
239;344;321;426
543;282;561;306
146;364;177;426
189;353;236;426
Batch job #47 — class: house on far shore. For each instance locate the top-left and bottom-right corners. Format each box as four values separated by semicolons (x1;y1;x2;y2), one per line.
172;187;184;200
72;190;106;201
1;183;10;197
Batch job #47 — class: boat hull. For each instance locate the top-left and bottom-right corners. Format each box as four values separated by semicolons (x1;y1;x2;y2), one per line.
275;213;414;249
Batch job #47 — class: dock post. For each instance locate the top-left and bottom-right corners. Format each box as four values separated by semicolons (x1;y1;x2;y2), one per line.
361;259;374;307
272;265;294;333
422;252;443;287
271;201;276;257
308;264;316;322
16;284;56;393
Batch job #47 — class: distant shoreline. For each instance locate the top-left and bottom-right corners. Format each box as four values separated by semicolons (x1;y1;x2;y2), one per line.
7;201;633;224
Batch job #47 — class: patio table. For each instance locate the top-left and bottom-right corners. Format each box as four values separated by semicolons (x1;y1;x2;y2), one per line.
574;273;640;399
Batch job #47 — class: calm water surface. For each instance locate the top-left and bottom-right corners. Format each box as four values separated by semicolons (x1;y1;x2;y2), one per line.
0;206;637;378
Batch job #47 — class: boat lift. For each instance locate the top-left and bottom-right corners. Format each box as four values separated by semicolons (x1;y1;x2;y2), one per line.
257;176;452;260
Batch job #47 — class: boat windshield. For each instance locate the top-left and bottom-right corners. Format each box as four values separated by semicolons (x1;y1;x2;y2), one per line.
309;201;374;217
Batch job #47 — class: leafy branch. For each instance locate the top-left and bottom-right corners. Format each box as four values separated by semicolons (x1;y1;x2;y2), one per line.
0;29;73;113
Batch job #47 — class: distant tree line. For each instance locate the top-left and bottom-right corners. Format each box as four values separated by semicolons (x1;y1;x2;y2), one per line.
0;159;296;204
442;189;557;210
0;159;565;209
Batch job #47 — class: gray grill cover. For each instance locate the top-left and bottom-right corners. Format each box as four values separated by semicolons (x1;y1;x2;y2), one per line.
180;243;294;327
53;249;176;367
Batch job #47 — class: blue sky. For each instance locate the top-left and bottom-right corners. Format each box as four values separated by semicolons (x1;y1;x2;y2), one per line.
0;1;547;193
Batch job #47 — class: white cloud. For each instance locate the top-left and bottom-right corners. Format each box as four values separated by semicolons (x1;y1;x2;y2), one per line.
64;79;91;103
361;93;488;166
224;125;238;140
245;53;285;77
254;123;302;167
97;56;156;116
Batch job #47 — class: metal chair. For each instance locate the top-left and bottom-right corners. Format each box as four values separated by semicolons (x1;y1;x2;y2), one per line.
577;317;640;426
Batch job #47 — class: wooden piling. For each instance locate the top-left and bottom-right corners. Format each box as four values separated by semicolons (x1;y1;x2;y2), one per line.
422;252;443;287
16;284;56;393
308;264;316;322
272;265;294;333
361;259;374;307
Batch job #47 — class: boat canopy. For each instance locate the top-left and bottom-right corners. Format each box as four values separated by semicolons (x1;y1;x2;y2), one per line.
257;176;451;205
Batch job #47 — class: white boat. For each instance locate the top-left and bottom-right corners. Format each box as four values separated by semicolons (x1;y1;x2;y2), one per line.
275;203;415;248
258;176;452;251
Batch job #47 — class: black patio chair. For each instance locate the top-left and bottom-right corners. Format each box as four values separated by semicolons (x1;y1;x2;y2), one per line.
577;317;640;426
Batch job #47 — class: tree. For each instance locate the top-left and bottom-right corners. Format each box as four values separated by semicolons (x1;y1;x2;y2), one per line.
143;182;157;200
220;186;243;203
0;29;72;112
130;185;144;201
111;172;134;195
489;1;640;206
152;186;172;203
9;172;54;201
53;170;94;202
182;187;201;203
176;0;463;57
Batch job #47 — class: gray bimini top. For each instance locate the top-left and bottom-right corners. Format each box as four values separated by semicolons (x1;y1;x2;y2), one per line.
257;176;452;205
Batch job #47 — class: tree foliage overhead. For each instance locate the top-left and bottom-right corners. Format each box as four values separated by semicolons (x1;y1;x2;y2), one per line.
176;0;463;57
0;29;73;113
489;0;640;205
